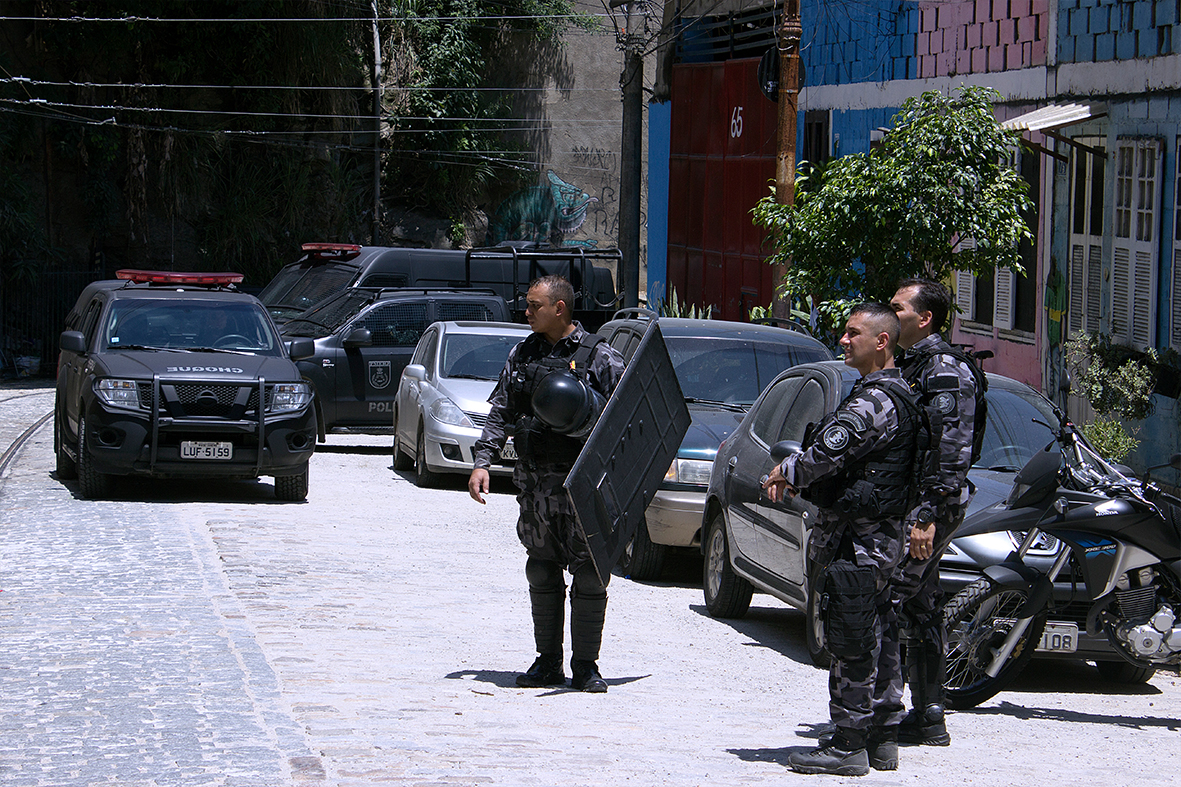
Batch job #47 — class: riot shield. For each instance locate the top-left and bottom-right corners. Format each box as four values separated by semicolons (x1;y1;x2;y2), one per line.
565;322;691;583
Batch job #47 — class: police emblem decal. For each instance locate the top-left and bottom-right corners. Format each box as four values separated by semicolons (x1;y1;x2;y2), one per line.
822;424;850;451
935;391;956;414
369;360;392;389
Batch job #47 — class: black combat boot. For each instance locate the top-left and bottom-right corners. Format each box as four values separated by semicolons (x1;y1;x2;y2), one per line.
898;641;950;745
516;653;565;688
868;726;899;770
570;658;608;693
788;729;870;776
569;571;608;693
818;725;898;770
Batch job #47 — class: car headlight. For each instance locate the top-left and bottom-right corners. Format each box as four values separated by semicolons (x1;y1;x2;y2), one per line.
95;378;141;409
270;382;312;412
429;397;474;428
665;457;713;486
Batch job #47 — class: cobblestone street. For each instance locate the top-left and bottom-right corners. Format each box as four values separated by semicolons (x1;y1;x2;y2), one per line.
2;385;1178;786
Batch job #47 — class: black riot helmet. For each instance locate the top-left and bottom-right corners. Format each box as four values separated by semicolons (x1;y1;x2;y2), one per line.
531;370;606;439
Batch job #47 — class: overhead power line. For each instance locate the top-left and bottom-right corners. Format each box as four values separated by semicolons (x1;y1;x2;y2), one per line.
0;76;615;93
0;96;623;125
0;13;614;23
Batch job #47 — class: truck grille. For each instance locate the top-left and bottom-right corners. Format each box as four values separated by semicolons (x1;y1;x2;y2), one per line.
138;382;266;417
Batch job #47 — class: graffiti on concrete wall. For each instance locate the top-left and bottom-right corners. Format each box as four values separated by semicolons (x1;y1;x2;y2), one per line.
486;170;599;248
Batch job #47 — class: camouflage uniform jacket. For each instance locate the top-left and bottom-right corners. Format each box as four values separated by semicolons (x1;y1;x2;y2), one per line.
779;368;914;571
472;322;624;473
898;333;980;512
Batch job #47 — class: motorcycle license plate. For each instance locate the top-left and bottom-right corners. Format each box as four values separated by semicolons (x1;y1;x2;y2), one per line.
181;441;233;460
500;438;517;462
1036;622;1078;653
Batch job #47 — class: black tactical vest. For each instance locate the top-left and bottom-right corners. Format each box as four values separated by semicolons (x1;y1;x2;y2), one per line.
852;378;923;517
899;337;988;466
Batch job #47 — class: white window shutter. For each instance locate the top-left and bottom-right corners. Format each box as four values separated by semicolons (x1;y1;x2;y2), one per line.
955;270;975;322
994;267;1015;330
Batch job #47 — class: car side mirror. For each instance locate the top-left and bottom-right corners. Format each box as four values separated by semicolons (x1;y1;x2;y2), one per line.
403;364;426;382
770;440;803;462
287;337;315;361
343;327;373;348
60;330;87;354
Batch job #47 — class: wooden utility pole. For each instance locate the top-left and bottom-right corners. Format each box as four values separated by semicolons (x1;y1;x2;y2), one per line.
773;0;802;319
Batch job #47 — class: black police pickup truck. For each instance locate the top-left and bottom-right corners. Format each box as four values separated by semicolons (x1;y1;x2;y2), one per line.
54;270;318;500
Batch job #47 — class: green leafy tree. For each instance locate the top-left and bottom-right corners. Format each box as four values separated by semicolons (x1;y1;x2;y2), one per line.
1065;332;1156;462
752;86;1033;332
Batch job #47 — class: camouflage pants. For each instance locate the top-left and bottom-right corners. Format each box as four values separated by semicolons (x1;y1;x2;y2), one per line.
894;498;970;649
828;567;906;733
513;463;595;574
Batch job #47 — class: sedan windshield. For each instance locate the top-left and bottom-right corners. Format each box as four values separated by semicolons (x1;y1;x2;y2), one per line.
666;337;830;405
104;300;282;354
441;333;522;380
974;385;1059;471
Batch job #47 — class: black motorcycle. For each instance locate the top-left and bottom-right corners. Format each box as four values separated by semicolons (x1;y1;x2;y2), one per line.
942;417;1181;708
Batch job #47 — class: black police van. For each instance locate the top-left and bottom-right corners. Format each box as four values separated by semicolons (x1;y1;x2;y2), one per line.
258;242;621;330
280;287;511;437
55;270;318;501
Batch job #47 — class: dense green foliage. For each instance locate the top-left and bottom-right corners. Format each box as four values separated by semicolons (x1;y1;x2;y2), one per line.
1066;331;1157;462
752;86;1033;332
0;0;585;282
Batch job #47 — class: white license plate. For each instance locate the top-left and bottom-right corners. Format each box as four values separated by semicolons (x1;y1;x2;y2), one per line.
1036;621;1078;653
181;441;233;460
500;438;517;462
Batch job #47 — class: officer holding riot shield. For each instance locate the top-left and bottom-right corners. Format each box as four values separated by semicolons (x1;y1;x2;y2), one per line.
469;275;624;693
890;278;985;747
763;303;919;776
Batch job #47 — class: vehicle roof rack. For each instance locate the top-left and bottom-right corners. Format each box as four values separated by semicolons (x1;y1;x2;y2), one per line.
610;307;659;321
750;316;815;338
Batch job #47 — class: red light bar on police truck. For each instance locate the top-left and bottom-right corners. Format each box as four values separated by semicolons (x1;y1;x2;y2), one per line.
116;270;244;285
301;242;362;261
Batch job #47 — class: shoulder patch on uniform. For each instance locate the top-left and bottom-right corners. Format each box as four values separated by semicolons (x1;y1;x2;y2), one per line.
928;373;960;392
934;391;957;414
821;423;851;452
834;410;868;433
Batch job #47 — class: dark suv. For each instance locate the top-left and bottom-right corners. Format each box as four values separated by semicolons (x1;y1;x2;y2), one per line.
279;287;511;436
55;271;318;501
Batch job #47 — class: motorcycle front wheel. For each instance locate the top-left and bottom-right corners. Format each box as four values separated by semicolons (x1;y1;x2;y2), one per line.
943;577;1047;710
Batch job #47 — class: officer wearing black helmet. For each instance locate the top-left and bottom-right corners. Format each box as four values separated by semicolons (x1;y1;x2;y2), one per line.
469;275;624;692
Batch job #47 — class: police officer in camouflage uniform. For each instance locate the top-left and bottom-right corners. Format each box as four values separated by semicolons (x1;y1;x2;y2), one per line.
764;303;919;776
890;278;985;746
468;275;624;693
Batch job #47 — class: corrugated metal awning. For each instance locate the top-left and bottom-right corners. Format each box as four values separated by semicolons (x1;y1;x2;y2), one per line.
1002;103;1106;163
1002;103;1098;132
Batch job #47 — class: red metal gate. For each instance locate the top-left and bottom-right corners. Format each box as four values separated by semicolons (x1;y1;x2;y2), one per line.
667;58;777;321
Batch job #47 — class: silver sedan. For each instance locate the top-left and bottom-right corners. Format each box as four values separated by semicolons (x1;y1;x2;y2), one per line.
393;321;531;486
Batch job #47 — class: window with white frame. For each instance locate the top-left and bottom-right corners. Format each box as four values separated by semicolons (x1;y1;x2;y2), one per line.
954;149;1038;333
1111;138;1162;351
1068;137;1105;337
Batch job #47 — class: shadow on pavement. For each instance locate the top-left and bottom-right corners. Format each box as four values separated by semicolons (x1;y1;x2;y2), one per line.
960;699;1179;731
995;658;1163;698
445;668;649;693
688;602;820;668
727;744;811;768
55;474;296;504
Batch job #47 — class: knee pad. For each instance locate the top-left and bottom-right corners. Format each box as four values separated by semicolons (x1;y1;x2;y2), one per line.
571;562;607;601
525;557;564;592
